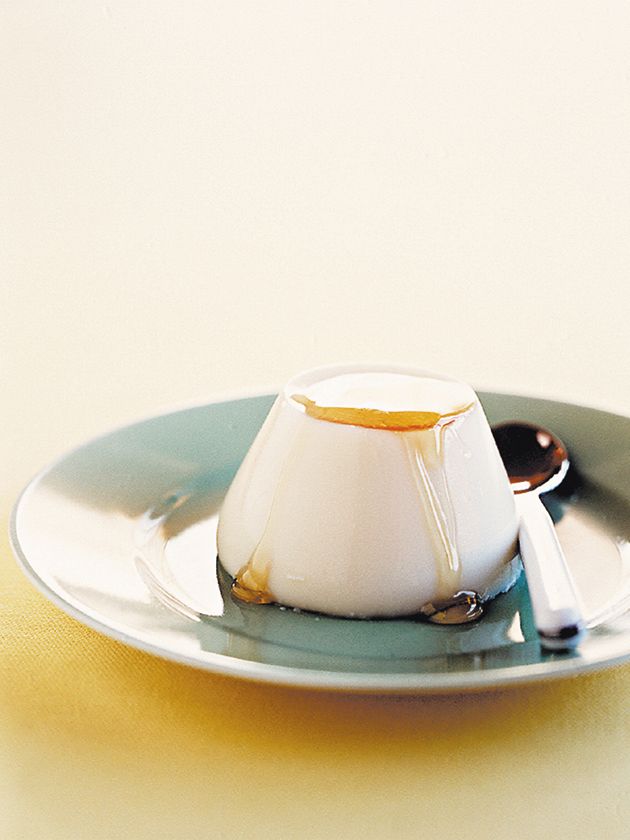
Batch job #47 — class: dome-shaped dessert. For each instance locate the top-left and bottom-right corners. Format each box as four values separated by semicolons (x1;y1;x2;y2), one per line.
217;364;520;619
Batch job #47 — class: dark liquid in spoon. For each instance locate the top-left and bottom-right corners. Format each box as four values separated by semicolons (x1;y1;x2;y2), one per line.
492;422;568;493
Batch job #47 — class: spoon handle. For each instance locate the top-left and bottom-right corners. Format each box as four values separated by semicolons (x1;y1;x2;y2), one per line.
516;493;586;651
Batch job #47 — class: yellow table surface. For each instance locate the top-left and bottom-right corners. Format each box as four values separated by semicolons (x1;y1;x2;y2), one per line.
3;3;630;837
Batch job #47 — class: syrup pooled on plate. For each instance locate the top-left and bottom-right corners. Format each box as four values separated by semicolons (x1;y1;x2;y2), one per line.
420;590;485;625
231;559;274;605
219;366;520;622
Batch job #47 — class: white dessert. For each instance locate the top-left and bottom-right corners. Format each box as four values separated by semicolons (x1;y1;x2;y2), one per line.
217;364;520;619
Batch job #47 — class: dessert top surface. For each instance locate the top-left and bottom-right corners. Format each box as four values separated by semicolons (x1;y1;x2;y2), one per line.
290;371;476;431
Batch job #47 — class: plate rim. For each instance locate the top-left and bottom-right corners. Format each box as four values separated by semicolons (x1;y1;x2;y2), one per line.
9;389;630;694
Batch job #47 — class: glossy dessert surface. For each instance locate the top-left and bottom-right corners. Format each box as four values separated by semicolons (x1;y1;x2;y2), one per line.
218;365;520;618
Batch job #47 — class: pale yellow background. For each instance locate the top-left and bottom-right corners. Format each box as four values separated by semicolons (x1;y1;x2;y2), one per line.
3;3;630;838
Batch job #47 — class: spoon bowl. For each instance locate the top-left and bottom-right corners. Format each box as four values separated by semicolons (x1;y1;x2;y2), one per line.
492;421;569;494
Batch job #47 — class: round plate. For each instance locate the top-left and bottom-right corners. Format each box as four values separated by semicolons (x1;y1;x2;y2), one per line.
10;391;630;693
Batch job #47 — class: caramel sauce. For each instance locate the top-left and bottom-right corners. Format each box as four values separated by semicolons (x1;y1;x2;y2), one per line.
291;393;474;432
420;591;484;624
402;426;462;599
232;561;274;604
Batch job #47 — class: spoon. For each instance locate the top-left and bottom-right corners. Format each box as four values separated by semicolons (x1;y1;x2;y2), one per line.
492;421;586;651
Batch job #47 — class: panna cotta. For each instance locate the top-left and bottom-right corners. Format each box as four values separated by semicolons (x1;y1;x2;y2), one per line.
217;364;520;620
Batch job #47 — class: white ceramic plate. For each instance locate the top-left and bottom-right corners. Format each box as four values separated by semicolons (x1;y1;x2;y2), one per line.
10;391;630;692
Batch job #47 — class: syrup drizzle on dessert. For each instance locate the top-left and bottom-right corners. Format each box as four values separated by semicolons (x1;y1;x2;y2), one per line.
231;500;277;605
231;420;306;606
231;392;482;625
403;423;461;598
291;393;474;432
